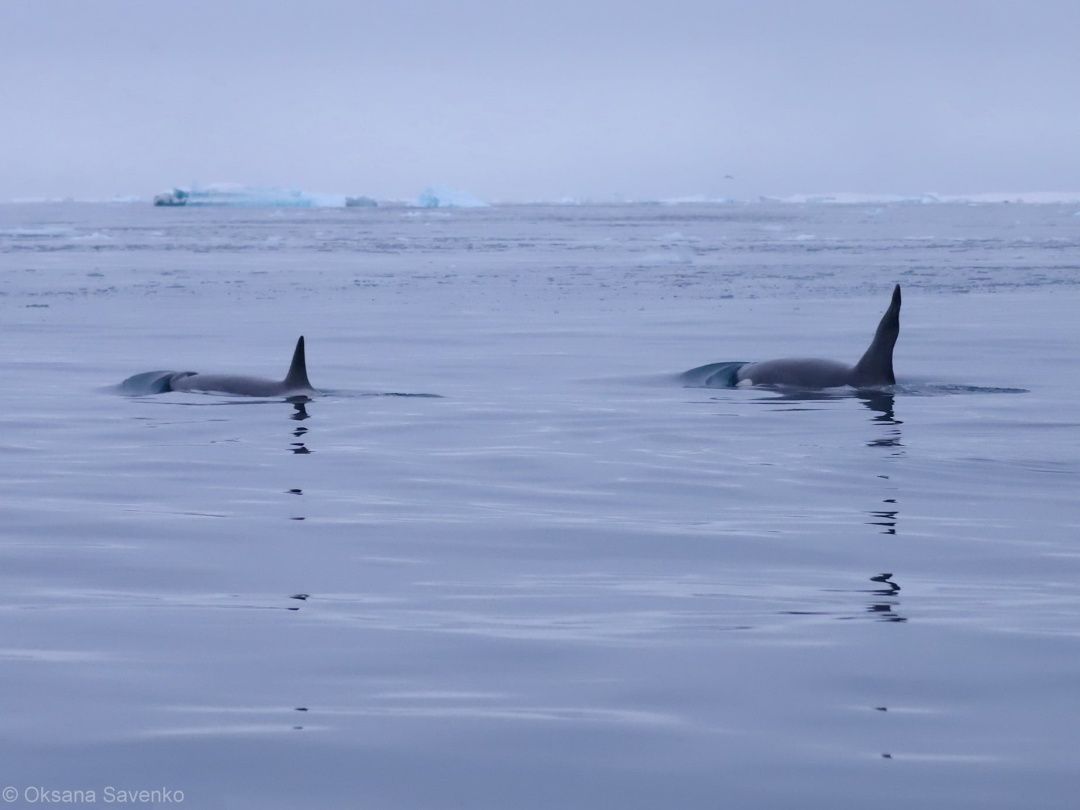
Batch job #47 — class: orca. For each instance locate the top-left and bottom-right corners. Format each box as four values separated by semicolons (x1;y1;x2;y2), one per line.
682;285;901;389
119;336;315;397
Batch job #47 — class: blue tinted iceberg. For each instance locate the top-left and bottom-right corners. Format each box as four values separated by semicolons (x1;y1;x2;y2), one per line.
416;187;488;209
152;184;325;208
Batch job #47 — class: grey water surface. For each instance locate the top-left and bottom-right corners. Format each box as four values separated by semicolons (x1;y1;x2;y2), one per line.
1;202;1078;808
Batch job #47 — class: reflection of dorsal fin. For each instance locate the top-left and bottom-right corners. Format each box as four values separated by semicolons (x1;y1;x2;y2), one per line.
852;285;900;385
284;336;311;388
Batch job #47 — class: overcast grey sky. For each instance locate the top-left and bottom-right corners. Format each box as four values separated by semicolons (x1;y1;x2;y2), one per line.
2;0;1078;201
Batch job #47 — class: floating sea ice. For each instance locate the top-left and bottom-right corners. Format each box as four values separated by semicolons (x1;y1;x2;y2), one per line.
416;186;488;209
153;184;325;208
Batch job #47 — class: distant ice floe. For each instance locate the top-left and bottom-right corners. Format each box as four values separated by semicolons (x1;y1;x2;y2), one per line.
416;187;489;209
8;196;77;204
15;186;1080;209
778;191;1080;205
153;184;323;208
660;194;738;205
148;183;492;209
779;192;944;205
941;191;1080;204
9;195;144;204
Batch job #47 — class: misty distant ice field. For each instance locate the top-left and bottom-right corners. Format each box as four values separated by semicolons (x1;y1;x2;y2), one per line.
1;201;1079;809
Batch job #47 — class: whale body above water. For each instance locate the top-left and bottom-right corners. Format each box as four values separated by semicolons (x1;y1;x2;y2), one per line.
682;285;901;389
119;336;315;397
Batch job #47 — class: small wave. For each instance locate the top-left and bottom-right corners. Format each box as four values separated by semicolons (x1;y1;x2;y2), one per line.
683;378;1029;398
71;231;113;243
893;383;1030;396
113;387;444;402
320;389;444;399
0;225;75;237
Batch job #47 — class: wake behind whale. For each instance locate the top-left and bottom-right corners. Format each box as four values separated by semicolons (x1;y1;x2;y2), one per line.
682;285;902;390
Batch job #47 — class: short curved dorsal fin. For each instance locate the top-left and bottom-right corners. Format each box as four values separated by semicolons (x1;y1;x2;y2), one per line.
284;336;311;388
852;285;900;385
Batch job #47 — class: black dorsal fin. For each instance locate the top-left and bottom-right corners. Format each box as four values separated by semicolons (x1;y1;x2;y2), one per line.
852;285;901;385
284;336;311;388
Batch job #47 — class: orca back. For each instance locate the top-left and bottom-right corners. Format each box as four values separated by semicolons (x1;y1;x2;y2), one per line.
680;361;748;388
118;370;181;395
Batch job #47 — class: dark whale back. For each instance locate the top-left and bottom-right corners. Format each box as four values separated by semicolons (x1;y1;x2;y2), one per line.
680;285;902;389
119;336;314;397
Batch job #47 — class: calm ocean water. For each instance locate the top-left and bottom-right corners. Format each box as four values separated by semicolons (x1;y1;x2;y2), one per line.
2;202;1079;808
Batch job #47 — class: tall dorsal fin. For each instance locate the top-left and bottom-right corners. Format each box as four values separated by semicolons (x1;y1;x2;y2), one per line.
851;285;901;386
284;336;312;388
